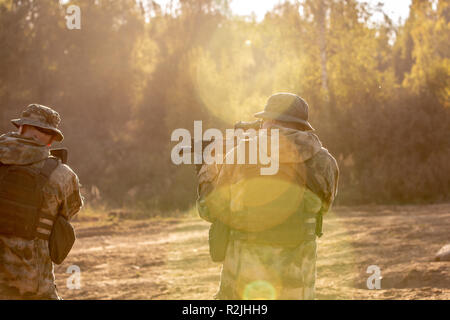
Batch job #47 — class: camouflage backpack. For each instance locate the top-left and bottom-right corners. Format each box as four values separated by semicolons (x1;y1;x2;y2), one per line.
0;158;60;240
0;155;75;264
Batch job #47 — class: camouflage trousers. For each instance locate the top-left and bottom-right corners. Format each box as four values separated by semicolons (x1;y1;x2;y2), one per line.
216;239;317;300
0;284;60;300
0;236;60;300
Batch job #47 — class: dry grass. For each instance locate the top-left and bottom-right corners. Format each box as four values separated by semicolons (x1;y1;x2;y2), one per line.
55;204;450;300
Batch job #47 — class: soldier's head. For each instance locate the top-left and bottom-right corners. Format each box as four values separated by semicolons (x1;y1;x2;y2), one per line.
11;104;64;145
254;93;314;131
261;119;310;131
19;125;55;146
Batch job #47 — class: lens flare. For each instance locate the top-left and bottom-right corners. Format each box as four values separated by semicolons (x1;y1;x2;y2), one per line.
243;280;277;300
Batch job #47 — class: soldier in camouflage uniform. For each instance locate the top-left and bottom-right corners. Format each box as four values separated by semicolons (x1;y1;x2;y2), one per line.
0;104;83;300
197;93;339;300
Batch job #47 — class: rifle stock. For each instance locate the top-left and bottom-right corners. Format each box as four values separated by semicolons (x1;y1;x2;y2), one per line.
50;148;68;164
178;120;262;172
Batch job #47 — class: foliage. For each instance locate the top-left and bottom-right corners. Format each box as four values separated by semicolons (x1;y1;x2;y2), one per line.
0;0;448;209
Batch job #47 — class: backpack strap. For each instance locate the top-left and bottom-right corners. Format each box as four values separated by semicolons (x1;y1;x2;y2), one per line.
35;157;60;240
0;162;8;182
40;157;60;180
35;157;59;202
304;153;332;238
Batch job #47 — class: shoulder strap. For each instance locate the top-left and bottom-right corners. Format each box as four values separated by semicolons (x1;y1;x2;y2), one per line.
35;157;60;206
0;162;11;182
34;157;60;240
39;157;60;180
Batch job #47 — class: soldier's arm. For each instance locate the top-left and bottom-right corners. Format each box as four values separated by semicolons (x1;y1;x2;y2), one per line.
323;152;339;213
305;148;339;215
54;164;84;221
197;163;220;222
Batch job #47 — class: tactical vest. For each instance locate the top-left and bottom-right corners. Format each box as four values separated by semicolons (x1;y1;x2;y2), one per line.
227;152;328;246
0;157;59;241
229;194;318;246
206;149;330;261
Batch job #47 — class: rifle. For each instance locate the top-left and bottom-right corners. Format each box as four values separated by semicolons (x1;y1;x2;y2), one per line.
178;120;262;173
50;148;68;164
315;207;325;238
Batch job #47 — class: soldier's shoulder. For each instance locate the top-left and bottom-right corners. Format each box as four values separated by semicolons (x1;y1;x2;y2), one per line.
308;148;339;173
48;161;80;189
49;161;83;217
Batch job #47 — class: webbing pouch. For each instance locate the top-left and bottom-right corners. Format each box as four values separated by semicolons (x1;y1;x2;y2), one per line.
229;212;316;246
0;159;58;240
209;220;230;262
48;215;75;264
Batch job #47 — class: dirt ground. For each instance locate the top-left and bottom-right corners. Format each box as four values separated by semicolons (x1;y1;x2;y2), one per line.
55;204;450;300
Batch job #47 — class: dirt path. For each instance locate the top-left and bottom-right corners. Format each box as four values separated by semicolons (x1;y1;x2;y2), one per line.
55;204;450;300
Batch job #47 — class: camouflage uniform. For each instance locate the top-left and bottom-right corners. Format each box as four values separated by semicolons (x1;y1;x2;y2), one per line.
197;93;339;300
0;105;83;300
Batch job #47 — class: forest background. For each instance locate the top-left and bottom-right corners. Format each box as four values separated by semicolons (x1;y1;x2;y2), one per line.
0;0;448;213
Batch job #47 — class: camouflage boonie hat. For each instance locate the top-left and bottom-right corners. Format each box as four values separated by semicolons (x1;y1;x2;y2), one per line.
254;93;314;131
11;104;64;142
